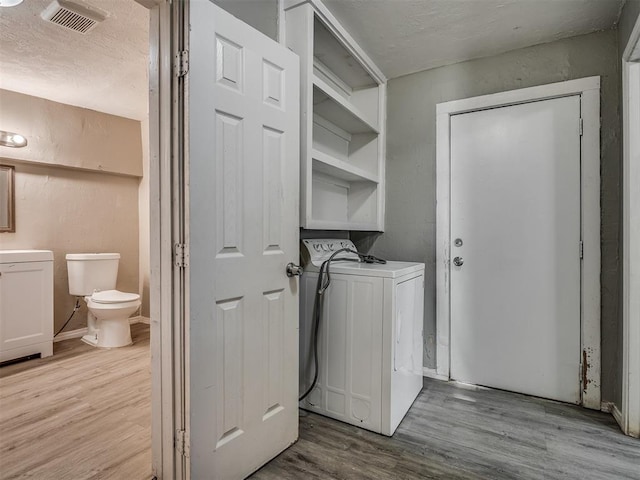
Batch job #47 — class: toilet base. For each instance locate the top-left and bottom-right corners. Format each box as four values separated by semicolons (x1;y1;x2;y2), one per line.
81;333;98;347
81;318;133;349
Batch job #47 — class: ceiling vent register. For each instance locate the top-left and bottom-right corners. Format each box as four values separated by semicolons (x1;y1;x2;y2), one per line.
41;0;105;34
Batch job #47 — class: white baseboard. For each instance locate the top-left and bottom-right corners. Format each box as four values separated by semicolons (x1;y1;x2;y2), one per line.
423;367;449;381
612;404;624;430
53;327;88;343
130;315;151;325
601;401;624;430
53;316;150;343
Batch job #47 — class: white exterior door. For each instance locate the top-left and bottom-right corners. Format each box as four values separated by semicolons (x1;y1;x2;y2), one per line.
449;96;582;404
188;2;300;478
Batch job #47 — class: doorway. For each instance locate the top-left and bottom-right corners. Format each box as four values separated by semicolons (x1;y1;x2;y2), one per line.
435;77;602;409
0;0;161;477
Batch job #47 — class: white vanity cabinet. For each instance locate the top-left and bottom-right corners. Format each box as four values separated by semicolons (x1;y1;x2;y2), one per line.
0;250;54;363
285;0;387;231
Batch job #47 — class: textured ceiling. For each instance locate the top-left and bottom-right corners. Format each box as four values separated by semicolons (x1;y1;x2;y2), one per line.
0;0;148;120
0;0;625;119
323;0;624;79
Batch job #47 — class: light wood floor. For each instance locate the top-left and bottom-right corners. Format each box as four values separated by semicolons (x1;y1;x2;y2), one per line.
252;379;640;480
0;323;151;480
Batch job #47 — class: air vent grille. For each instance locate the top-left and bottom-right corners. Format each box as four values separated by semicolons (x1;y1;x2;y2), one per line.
41;1;105;34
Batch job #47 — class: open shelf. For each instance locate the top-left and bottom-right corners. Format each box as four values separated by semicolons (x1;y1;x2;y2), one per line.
312;149;378;183
313;75;378;135
286;0;386;232
313;17;377;91
311;172;380;229
305;219;380;231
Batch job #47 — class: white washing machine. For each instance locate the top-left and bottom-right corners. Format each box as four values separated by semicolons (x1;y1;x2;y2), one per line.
299;239;425;436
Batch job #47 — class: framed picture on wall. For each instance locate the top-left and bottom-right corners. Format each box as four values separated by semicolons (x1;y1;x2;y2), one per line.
0;164;15;233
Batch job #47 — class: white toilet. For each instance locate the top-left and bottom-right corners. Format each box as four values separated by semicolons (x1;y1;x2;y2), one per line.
66;253;141;348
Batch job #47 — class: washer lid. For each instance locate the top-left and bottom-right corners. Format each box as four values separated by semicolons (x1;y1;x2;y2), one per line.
307;261;425;278
91;290;140;304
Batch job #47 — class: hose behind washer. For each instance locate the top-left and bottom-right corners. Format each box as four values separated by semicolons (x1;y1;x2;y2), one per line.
299;248;386;402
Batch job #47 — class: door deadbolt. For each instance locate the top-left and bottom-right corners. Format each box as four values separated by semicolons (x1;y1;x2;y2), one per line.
286;263;304;277
453;257;464;267
454;238;463;247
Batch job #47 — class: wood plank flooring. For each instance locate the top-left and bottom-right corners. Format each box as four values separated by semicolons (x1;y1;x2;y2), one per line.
0;323;151;480
252;379;640;480
2;328;639;480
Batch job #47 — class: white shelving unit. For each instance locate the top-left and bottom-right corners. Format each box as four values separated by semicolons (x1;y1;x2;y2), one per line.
285;0;387;231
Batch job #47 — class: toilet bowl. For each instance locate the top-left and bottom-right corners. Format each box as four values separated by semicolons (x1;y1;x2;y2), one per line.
82;290;141;348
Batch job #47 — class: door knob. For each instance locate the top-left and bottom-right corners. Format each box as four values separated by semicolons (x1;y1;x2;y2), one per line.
286;263;304;277
453;257;464;267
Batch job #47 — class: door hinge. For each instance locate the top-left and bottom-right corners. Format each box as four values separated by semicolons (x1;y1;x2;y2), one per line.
175;429;190;457
579;118;584;136
174;243;188;268
581;350;589;393
579;240;584;259
175;50;189;77
579;362;583;387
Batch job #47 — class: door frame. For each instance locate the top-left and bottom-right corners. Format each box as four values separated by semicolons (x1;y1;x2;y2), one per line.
435;77;601;409
621;14;640;438
140;0;188;478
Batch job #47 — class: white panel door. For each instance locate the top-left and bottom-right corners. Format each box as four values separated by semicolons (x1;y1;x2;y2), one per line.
450;96;582;404
189;2;300;478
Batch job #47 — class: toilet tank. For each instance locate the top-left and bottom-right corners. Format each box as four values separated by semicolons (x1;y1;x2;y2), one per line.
66;253;120;296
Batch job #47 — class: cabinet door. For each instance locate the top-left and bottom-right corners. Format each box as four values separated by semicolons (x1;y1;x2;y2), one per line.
0;261;53;357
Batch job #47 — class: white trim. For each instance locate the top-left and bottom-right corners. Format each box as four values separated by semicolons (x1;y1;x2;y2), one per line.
436;77;600;116
148;1;182;478
622;14;640;439
277;0;286;44
53;328;88;343
436;77;601;409
603;401;625;430
283;0;386;84
423;367;449;382
612;404;625;431
130;315;151;325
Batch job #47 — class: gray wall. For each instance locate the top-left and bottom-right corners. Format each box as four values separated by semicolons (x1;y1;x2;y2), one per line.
619;0;640;53
360;30;621;404
214;0;278;41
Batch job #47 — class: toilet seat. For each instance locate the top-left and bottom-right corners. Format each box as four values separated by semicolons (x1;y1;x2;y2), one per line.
90;290;140;304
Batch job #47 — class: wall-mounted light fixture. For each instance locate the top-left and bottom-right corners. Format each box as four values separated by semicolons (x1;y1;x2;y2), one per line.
0;130;27;148
0;0;24;7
